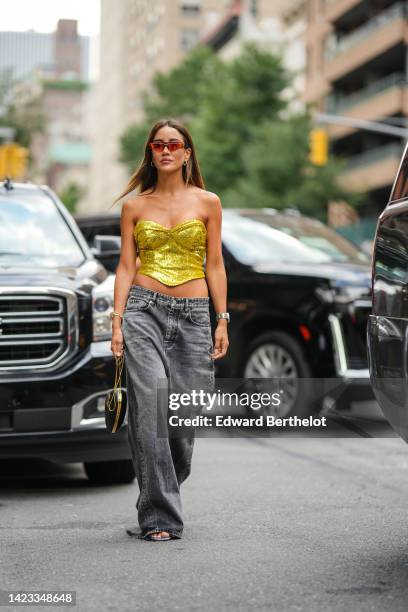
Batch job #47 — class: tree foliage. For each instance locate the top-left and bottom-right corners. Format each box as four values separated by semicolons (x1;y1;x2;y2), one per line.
119;41;364;218
59;182;83;214
0;70;46;149
0;97;45;148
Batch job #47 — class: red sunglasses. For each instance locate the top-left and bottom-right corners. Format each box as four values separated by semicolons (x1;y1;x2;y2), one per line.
149;140;186;153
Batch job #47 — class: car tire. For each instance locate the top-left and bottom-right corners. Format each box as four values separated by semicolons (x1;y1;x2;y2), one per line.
240;330;319;419
83;459;135;485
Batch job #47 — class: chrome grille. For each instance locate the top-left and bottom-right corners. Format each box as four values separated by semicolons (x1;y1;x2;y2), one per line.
0;297;62;314
328;298;372;377
0;289;78;371
340;300;371;369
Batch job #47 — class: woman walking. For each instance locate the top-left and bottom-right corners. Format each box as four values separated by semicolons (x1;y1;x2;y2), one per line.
111;118;229;541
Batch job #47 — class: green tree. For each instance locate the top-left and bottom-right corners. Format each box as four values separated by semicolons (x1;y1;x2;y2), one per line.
119;45;220;172
143;45;218;123
0;68;14;110
0;69;45;148
119;41;364;218
0;96;45;148
59;182;83;214
221;113;366;220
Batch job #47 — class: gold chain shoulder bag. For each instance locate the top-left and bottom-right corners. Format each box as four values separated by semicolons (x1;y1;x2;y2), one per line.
105;354;127;433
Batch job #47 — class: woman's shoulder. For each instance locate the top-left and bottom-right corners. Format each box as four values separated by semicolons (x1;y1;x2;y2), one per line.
193;189;222;226
124;189;154;204
121;192;150;223
194;187;221;206
122;189;155;209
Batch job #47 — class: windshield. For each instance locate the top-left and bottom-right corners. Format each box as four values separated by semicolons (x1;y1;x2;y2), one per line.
222;214;370;265
0;192;85;267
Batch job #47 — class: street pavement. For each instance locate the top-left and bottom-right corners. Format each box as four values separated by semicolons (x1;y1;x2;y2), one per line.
2;425;408;611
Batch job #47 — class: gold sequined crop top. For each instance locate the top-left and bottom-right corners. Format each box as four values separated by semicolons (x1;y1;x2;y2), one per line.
134;218;207;286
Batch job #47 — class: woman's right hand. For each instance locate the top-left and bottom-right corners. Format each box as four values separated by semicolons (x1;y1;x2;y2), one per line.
111;325;124;357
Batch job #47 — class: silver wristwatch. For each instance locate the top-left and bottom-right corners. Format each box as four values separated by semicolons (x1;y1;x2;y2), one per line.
216;312;230;323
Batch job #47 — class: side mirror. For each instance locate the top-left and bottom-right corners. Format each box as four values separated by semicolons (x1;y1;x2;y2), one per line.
91;235;121;257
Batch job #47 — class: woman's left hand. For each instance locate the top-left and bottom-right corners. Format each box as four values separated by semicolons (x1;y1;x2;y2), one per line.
211;321;229;360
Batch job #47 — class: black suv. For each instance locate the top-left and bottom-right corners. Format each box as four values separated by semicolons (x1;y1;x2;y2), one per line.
0;180;134;484
368;140;408;442
76;207;373;418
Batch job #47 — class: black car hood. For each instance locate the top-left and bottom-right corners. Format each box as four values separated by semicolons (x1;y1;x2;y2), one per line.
0;259;109;296
252;260;371;287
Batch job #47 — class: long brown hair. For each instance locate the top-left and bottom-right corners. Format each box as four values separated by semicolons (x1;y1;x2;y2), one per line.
110;118;206;208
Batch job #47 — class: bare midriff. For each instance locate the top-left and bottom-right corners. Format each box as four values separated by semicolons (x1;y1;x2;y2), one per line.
132;265;209;298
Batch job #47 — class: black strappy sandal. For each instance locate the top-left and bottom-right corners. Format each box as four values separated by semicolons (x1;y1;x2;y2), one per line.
126;526;180;540
143;530;171;541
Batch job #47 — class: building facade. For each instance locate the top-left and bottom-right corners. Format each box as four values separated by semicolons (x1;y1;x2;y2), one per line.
0;21;90;84
304;0;408;215
86;0;232;214
2;20;92;208
199;0;306;113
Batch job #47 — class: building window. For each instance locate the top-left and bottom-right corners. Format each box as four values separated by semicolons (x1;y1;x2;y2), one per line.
180;28;199;51
180;1;201;16
249;0;258;17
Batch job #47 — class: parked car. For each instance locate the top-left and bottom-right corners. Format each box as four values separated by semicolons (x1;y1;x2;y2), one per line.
0;180;134;484
74;212;122;273
75;207;373;418
367;140;408;442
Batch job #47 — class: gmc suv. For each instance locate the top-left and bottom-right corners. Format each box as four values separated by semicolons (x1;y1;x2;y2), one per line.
368;139;408;443
0;180;134;484
76;207;374;419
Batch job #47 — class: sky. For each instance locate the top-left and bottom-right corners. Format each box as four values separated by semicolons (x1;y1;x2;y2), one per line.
1;0;101;79
0;0;100;36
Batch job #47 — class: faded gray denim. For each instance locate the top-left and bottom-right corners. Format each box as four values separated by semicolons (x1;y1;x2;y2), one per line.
122;285;215;539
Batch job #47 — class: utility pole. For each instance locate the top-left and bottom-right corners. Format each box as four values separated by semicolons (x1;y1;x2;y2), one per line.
313;112;408;139
309;112;408;166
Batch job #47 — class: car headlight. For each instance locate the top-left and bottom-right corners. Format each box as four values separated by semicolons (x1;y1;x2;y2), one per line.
92;275;115;341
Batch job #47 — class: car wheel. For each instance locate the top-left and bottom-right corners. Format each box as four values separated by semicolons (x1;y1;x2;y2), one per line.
240;330;318;418
84;459;135;485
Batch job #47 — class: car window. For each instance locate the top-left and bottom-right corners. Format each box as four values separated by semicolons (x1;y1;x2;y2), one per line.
222;214;369;265
266;217;369;263
0;192;85;267
75;217;121;245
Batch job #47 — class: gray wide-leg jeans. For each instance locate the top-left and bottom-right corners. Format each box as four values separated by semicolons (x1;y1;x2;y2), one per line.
122;285;215;539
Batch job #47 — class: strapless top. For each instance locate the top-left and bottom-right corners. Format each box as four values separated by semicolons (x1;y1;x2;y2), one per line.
134;218;207;286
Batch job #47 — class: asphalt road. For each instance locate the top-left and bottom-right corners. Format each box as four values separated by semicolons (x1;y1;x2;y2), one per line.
2;425;408;612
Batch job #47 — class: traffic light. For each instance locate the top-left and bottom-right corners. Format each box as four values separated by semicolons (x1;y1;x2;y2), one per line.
309;128;328;166
0;143;29;179
0;145;8;178
10;143;29;178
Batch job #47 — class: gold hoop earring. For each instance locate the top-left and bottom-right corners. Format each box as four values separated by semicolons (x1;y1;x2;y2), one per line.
183;160;188;166
150;161;155;167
